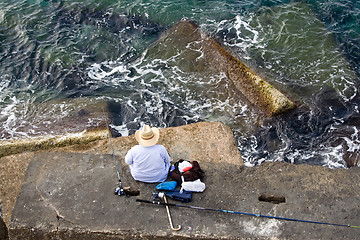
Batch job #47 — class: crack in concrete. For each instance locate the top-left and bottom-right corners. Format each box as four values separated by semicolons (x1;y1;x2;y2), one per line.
35;186;75;226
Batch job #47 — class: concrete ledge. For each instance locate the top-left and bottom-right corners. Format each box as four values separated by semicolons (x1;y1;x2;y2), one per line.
0;129;109;158
48;122;244;166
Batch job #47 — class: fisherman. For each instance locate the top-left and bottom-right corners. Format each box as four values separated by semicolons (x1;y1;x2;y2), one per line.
125;124;171;183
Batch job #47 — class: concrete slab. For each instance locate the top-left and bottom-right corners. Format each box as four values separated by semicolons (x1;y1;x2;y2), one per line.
7;152;360;239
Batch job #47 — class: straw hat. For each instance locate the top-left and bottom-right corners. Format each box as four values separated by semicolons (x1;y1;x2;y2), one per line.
135;125;160;147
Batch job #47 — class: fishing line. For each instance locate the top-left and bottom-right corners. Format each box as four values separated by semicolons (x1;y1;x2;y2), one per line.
136;199;360;229
103;109;139;196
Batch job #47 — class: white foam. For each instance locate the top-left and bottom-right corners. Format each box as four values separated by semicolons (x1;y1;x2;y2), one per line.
216;14;264;53
342;126;360;152
1;96;20;137
0;10;4;23
0;75;12;102
87;62;131;81
240;135;269;167
112;124;129;137
57;130;86;141
239;129;349;169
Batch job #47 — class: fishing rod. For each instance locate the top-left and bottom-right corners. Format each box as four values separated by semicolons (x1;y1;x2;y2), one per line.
0;199;2;219
136;198;360;229
103;109;139;196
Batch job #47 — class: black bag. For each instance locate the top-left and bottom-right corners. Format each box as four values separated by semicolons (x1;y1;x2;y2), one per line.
165;190;193;203
170;159;205;185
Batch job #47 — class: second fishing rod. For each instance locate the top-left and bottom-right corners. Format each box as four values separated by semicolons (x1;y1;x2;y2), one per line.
136;198;360;229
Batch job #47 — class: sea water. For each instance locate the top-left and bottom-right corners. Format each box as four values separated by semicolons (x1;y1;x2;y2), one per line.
1;0;359;168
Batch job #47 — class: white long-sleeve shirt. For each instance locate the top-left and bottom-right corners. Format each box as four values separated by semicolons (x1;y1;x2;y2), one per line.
125;144;171;183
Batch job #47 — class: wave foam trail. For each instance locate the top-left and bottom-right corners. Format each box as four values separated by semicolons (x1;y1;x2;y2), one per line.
1;96;19;137
87;62;130;81
215;14;264;58
342;127;360;153
240;134;347;169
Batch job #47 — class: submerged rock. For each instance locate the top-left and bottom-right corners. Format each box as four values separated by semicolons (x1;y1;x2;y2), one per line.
147;19;296;116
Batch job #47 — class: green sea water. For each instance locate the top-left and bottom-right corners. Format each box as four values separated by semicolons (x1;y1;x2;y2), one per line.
1;0;359;168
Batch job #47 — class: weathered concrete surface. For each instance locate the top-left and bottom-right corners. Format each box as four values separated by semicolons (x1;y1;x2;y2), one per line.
148;19;296;115
160;122;242;165
5;152;360;240
0;122;242;227
50;122;244;166
1;122;359;239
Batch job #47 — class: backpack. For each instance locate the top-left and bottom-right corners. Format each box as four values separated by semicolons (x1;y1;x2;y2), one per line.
170;159;205;185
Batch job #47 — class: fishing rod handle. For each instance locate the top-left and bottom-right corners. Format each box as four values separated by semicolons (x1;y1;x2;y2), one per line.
136;199;156;204
136;199;178;207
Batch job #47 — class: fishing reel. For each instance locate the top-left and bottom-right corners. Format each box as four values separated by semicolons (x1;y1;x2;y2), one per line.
114;186;126;196
115;185;140;196
152;192;165;200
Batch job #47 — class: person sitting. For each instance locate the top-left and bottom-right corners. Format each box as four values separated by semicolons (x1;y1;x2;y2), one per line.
125;124;171;183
